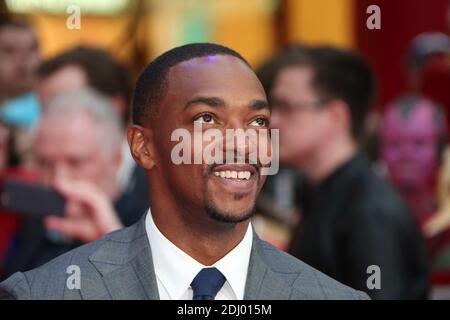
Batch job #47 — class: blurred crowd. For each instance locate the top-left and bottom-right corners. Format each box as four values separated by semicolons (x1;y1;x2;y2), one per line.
0;12;450;300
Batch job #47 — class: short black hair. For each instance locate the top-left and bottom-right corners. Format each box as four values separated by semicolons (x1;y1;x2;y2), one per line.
0;16;32;31
267;46;376;141
37;46;132;126
309;47;376;140
256;45;309;95
132;43;250;126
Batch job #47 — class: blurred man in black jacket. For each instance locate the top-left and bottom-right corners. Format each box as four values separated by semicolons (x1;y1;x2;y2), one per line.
268;46;429;299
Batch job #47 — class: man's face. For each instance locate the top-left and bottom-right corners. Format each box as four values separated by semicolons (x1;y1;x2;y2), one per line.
151;55;270;223
0;26;40;98
35;112;121;199
381;102;439;190
269;66;331;166
37;65;87;106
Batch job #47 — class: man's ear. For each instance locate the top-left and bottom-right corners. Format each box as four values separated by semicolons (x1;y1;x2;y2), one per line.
327;100;351;133
127;125;156;170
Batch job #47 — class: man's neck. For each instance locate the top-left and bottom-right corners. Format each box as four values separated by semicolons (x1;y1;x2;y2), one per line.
148;178;249;266
298;137;358;185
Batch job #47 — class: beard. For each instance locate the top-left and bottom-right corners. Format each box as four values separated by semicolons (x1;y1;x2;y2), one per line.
204;196;256;223
202;163;260;223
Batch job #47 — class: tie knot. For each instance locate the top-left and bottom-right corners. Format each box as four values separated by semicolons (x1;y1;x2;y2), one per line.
190;267;226;300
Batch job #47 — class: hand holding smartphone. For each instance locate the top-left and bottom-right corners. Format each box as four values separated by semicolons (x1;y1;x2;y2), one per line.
0;178;66;217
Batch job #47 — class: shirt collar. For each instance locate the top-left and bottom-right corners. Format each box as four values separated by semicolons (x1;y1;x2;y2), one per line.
213;222;253;299
145;209;253;300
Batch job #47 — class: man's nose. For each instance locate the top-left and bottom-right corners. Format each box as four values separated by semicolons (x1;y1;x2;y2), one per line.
399;141;416;154
13;51;29;70
52;164;71;183
222;120;258;163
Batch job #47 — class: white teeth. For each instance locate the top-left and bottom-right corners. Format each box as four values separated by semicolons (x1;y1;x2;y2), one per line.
214;170;252;180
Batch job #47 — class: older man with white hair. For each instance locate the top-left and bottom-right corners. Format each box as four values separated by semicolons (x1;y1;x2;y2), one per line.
3;89;147;276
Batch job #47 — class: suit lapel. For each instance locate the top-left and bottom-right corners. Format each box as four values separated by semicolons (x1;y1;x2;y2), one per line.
85;216;159;300
100;250;159;300
83;217;312;300
244;233;294;300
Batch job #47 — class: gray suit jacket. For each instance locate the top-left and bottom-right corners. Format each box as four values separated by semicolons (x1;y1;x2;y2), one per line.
0;215;369;300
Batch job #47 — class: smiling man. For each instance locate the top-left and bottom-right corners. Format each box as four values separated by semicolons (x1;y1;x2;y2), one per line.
0;43;367;300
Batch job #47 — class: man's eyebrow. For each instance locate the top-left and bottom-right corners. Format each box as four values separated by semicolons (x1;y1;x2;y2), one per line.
184;97;269;111
184;97;225;110
250;100;270;110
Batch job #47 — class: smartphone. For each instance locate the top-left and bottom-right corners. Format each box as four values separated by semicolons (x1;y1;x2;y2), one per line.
0;178;66;217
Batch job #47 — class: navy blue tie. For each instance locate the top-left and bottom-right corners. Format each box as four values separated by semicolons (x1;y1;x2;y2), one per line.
190;267;226;300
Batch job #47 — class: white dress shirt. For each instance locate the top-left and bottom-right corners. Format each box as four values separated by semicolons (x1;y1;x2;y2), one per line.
145;209;253;300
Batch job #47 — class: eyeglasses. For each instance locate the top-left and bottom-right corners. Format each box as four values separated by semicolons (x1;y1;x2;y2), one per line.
270;98;329;116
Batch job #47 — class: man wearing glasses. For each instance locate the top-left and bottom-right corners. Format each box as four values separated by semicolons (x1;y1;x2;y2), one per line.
268;46;429;299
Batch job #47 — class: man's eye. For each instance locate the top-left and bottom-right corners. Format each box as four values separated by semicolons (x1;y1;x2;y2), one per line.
194;113;215;124
250;117;269;127
69;158;85;169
